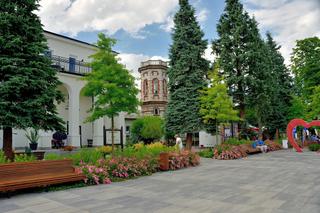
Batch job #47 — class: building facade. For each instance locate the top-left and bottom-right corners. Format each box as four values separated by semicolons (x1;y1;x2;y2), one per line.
139;60;168;116
0;31;126;149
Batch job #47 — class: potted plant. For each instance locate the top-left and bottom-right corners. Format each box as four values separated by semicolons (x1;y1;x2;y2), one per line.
25;129;39;151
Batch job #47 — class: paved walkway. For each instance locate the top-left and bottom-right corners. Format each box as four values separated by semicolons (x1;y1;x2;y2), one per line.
1;150;320;213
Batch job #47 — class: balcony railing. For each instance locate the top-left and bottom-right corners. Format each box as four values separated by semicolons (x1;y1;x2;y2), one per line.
49;55;92;75
141;60;168;67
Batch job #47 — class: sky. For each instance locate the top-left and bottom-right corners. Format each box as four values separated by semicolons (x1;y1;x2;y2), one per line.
38;0;320;80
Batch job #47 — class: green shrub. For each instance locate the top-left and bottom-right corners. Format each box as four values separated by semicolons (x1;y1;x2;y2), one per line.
44;153;68;161
0;150;8;164
130;116;164;144
70;148;104;165
130;118;145;144
198;149;213;158
14;154;36;162
309;143;320;152
223;138;251;146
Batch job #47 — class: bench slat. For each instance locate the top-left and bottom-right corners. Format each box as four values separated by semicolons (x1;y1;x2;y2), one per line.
0;160;85;192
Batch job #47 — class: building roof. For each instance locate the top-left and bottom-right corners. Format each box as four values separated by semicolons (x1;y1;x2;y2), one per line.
44;30;118;54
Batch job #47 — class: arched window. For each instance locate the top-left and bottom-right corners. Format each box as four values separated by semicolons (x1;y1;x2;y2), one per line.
154;108;160;116
163;79;167;96
143;79;148;96
152;78;159;95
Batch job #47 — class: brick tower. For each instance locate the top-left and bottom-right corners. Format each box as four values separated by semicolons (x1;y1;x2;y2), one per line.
139;60;168;116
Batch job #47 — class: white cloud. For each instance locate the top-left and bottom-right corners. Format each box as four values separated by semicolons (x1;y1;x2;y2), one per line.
244;0;320;64
160;1;208;32
204;44;215;63
197;8;209;23
38;0;178;37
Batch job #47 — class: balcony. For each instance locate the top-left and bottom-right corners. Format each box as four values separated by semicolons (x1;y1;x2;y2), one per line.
49;55;92;75
140;60;168;67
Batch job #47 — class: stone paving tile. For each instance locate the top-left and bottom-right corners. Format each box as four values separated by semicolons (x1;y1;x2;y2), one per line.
0;150;319;213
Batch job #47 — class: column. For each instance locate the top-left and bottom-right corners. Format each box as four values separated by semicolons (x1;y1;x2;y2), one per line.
68;87;81;147
93;118;104;146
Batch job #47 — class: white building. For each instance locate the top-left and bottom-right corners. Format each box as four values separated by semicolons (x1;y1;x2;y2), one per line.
0;31;126;149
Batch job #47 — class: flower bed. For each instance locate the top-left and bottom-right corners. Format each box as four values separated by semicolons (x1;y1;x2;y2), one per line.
199;139;282;160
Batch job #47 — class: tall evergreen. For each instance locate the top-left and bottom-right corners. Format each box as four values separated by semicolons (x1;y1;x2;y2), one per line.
245;18;273;136
212;0;255;121
165;0;209;149
0;0;64;159
264;32;293;135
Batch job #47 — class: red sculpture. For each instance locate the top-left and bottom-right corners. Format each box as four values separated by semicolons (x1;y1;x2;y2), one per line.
286;119;320;153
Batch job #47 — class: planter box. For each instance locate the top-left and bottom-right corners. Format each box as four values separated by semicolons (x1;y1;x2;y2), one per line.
159;152;169;171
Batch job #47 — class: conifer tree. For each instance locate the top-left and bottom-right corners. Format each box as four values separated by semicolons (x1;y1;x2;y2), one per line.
264;32;293;135
0;0;64;159
212;0;255;121
165;0;209;150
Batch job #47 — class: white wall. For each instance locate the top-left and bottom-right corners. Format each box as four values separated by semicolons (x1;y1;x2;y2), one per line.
199;131;221;148
45;32;97;62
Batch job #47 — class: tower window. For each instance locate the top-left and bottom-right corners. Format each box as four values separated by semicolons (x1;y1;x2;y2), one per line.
163;79;167;96
143;79;148;96
154;108;160;115
153;78;159;95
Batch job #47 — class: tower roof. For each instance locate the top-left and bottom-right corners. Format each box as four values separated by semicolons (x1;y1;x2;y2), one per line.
138;60;168;73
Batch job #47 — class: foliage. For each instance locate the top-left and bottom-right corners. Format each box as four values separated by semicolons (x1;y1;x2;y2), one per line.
307;86;320;120
44;153;66;161
212;0;259;120
165;0;209;149
0;150;8;164
25;129;40;144
44;148;104;165
291;37;320;98
0;0;65;158
199;66;239;137
82;33;139;153
223;138;251;146
14;154;37;163
288;96;307;120
140;117;164;142
76;160;111;185
116;142;176;159
96;146;113;155
168;151;200;170
308;143;320;152
130;116;164;144
130;118;145;144
198;149;213;158
69;149;104;165
264;32;293;133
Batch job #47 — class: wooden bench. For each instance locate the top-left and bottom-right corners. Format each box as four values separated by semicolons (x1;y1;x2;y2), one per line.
239;144;262;154
0;159;85;193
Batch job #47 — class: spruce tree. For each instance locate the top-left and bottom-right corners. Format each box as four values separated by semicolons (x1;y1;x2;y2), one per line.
264;32;293;135
0;0;64;159
165;0;209;149
245;18;273;136
212;0;255;121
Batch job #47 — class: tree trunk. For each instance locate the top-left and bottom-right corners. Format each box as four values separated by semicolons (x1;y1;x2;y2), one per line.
111;116;115;156
258;120;263;139
186;133;192;150
215;119;219;145
3;127;13;161
275;129;279;141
